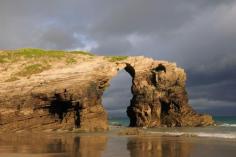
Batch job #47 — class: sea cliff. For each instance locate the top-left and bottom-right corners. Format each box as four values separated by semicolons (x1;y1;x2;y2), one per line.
0;48;214;132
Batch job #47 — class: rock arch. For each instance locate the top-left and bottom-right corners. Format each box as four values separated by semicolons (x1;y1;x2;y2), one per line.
0;56;214;132
102;65;133;122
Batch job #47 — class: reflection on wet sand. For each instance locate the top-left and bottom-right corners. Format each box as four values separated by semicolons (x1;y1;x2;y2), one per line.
0;133;108;157
0;133;235;157
73;135;108;157
127;137;192;157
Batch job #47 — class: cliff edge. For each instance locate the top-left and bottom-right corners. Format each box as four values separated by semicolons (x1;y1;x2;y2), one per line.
0;48;214;132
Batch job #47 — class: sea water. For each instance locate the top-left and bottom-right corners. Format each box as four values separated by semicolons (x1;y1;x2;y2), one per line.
109;116;236;139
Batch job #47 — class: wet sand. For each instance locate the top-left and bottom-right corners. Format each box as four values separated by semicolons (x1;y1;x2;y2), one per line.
0;130;235;157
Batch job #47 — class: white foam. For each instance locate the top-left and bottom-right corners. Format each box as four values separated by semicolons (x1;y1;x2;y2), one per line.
148;131;236;139
219;123;236;127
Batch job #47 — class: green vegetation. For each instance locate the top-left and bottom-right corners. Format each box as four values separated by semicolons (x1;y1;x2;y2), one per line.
105;56;128;62
0;57;7;63
0;48;64;63
0;48;130;79
70;50;95;56
0;52;15;63
5;76;20;82
0;48;95;63
16;48;66;58
15;64;51;77
0;48;97;80
66;57;77;64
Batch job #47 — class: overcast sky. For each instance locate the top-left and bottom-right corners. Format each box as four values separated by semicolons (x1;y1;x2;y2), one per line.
1;0;236;116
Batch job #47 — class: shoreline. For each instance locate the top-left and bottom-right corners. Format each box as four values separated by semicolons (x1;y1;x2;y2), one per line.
1;124;235;140
0;127;235;157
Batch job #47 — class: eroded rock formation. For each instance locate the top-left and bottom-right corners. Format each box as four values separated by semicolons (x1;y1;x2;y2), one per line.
0;52;214;132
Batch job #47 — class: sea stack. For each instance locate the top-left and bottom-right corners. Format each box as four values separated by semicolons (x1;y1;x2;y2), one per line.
0;49;214;132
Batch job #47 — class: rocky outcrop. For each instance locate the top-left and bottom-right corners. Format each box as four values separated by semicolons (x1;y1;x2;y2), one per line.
0;51;214;132
126;58;213;127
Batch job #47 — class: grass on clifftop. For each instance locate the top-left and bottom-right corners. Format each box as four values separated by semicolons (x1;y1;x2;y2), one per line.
0;48;94;63
65;57;78;64
15;48;66;58
1;48;96;81
17;48;95;57
5;76;20;82
4;63;51;82
15;64;51;77
105;56;128;62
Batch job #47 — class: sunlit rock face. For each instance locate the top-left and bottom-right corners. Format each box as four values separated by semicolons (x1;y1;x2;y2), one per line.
0;53;214;132
125;57;213;127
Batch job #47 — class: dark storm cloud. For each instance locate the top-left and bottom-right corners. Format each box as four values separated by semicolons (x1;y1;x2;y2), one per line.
35;23;85;49
0;0;90;49
190;99;236;116
0;0;236;115
94;36;133;55
188;80;236;102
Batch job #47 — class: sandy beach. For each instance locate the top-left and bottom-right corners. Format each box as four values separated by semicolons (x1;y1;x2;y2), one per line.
0;128;235;157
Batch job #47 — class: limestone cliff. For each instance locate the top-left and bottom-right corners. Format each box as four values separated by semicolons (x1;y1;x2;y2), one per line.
0;49;214;132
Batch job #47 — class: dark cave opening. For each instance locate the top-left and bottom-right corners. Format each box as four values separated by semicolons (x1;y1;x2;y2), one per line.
49;93;74;122
154;64;166;73
48;93;81;127
160;101;170;117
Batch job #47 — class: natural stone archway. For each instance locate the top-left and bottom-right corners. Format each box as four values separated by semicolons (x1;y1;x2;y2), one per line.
0;56;214;132
102;69;132;124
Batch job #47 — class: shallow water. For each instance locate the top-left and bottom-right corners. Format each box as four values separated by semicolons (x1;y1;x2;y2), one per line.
0;132;235;157
110;116;236;127
0;117;235;156
110;116;236;139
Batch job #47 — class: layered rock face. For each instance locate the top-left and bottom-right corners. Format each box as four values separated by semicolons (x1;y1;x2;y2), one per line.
126;58;213;127
0;52;214;132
